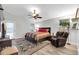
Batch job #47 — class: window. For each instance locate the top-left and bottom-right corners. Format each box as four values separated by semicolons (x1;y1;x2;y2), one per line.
6;23;14;39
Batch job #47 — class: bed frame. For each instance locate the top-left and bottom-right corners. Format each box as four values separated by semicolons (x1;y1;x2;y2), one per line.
25;27;51;44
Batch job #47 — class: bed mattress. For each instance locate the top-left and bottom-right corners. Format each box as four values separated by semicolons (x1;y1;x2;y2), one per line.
35;32;51;41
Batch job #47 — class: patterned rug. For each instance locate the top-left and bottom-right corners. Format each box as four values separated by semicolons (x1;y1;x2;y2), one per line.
14;38;50;55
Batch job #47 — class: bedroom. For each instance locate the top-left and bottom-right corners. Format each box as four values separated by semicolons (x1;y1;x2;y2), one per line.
0;4;79;55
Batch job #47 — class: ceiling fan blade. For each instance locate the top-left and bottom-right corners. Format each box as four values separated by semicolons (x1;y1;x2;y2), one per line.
37;16;42;18
28;15;32;16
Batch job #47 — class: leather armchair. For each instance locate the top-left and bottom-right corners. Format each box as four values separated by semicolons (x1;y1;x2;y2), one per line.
51;31;69;47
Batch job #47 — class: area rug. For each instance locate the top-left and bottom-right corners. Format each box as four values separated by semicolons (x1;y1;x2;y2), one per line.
14;38;50;55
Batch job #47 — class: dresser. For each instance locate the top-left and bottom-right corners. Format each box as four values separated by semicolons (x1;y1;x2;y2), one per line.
0;38;12;51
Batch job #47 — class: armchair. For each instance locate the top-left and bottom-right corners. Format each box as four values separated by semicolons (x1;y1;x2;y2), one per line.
51;31;69;47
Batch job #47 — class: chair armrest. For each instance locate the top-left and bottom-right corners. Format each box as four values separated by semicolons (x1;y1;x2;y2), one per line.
52;36;57;40
52;36;57;38
52;36;66;41
57;37;66;40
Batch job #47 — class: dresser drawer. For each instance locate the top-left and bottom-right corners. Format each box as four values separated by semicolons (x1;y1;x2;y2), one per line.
0;40;12;48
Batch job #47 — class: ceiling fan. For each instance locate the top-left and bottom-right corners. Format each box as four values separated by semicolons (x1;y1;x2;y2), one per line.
28;10;42;19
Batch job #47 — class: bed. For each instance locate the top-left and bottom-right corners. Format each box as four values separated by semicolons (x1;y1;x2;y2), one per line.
25;27;51;44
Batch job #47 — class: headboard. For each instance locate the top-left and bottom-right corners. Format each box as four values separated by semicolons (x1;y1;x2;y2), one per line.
37;27;51;33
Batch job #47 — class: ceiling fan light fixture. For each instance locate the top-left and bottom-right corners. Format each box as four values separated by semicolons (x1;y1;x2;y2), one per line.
32;13;36;16
32;10;38;16
28;7;42;19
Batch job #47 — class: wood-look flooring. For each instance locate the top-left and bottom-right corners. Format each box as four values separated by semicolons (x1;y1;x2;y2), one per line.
12;39;78;55
32;43;78;55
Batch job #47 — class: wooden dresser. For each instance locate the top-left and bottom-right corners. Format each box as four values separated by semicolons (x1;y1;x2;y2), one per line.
0;38;12;51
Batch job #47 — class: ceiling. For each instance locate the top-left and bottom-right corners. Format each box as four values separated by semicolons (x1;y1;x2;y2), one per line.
2;4;79;22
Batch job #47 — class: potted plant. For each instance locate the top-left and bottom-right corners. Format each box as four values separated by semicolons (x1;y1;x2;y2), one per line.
59;20;70;31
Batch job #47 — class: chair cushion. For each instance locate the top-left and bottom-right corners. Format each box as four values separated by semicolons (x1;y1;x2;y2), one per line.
56;31;64;37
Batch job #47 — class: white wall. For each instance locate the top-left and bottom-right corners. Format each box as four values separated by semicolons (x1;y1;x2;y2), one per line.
35;14;78;45
4;13;32;38
35;18;59;33
14;18;32;38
